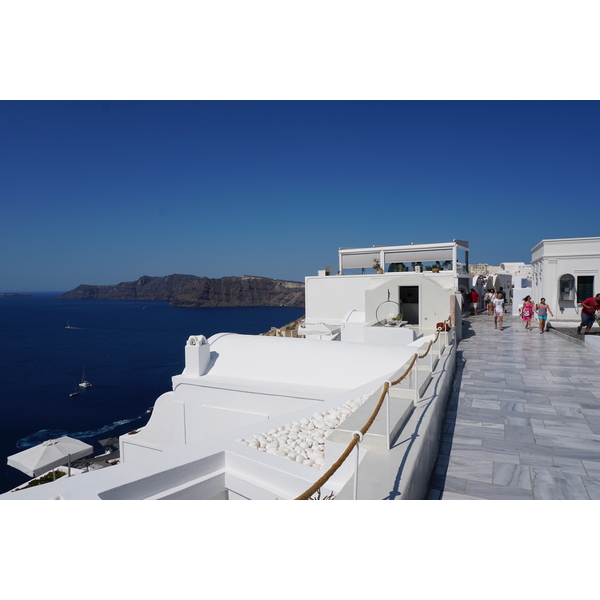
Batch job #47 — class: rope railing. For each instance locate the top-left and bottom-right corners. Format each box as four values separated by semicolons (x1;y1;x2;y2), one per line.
296;316;453;500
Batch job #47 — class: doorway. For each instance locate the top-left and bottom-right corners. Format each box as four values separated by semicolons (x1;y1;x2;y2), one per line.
399;286;419;325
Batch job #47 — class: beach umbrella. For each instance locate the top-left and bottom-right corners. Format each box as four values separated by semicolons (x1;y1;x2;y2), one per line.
7;436;93;477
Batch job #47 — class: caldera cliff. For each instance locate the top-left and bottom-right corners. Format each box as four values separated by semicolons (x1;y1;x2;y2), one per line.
58;274;305;308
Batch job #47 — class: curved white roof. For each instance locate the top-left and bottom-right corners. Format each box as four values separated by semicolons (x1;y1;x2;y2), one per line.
200;333;415;392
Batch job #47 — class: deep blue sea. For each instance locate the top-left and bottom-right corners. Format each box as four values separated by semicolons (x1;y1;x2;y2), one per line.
0;293;304;494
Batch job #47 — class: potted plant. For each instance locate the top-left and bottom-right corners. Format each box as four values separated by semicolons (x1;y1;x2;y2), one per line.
373;259;383;274
431;263;440;273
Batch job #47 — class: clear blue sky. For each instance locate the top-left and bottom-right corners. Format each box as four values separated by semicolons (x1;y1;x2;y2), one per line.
2;100;599;292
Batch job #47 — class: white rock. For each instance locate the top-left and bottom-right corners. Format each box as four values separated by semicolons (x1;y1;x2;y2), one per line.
266;447;277;454
295;455;304;463
303;459;314;466
275;450;287;457
288;451;297;460
300;418;310;425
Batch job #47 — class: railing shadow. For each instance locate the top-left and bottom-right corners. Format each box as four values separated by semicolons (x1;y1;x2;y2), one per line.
382;338;463;500
423;348;466;499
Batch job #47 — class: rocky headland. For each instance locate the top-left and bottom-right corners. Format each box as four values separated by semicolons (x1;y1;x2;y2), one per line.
57;274;305;308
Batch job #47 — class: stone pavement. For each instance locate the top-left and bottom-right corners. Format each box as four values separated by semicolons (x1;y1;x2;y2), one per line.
427;312;600;500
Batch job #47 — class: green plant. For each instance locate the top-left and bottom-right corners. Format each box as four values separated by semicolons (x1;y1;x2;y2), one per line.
373;259;381;270
14;470;66;491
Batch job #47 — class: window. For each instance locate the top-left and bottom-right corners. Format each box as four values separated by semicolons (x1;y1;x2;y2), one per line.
559;274;576;301
577;276;594;303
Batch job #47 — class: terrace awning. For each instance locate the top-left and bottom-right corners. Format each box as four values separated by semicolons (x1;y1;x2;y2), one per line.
340;247;453;270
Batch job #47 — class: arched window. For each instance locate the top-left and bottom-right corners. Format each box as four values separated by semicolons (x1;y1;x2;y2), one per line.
558;274;576;301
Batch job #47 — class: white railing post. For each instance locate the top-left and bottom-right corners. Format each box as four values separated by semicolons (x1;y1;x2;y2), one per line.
413;353;419;404
385;382;392;450
352;432;364;500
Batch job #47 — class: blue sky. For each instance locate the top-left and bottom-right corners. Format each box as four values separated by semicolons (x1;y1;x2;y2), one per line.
1;100;599;292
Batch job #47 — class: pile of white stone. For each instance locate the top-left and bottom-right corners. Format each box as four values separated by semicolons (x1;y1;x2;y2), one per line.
237;393;372;469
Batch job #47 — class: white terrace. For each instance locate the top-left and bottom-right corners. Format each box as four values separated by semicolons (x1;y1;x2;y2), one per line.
301;240;470;343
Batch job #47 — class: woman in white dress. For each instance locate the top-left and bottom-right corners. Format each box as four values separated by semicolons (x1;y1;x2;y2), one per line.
493;292;504;330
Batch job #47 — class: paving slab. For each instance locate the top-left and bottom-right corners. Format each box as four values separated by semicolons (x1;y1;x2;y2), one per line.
427;313;600;500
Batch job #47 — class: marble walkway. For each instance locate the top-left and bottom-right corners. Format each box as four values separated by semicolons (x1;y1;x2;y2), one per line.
427;312;600;500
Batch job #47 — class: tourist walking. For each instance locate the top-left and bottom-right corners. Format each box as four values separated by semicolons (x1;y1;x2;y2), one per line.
470;288;480;315
520;295;534;330
577;293;600;335
486;289;495;315
493;292;504;330
535;298;553;334
498;287;507;312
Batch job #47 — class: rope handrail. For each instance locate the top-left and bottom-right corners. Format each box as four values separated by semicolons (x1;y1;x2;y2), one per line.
417;325;444;359
296;316;452;499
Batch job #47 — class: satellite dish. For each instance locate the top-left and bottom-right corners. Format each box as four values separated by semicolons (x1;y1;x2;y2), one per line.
325;265;333;275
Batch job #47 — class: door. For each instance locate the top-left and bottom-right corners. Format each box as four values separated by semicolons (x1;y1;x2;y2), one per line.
399;286;419;325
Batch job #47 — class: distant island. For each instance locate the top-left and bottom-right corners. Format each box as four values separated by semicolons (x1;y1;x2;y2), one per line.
57;274;305;308
1;293;31;297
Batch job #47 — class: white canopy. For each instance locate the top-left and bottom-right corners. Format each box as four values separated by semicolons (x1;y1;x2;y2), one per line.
7;436;93;477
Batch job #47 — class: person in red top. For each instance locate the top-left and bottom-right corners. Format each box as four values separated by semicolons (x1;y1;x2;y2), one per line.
577;293;600;335
470;288;480;315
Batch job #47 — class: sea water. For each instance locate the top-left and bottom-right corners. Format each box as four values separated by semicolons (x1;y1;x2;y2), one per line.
0;293;304;494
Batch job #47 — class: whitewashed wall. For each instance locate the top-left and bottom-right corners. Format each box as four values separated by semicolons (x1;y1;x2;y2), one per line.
532;237;600;321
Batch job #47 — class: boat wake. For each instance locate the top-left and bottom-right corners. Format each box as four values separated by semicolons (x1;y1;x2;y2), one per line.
16;416;144;449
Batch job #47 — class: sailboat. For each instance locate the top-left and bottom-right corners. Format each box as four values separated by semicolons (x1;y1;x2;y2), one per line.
79;367;92;388
65;321;71;329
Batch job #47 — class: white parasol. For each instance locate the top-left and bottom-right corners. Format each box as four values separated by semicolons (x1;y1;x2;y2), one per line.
7;436;93;477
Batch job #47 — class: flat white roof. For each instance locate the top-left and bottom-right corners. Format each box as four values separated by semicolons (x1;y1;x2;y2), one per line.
339;240;469;254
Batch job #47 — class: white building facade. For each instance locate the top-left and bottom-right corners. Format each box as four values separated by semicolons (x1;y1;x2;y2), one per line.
301;240;469;342
531;237;600;321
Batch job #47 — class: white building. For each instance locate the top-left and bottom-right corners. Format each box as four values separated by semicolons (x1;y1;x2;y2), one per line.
532;236;600;321
301;240;469;342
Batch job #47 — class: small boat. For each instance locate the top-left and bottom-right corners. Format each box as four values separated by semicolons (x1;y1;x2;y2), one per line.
79;367;92;388
69;381;80;397
65;321;71;329
146;406;153;414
